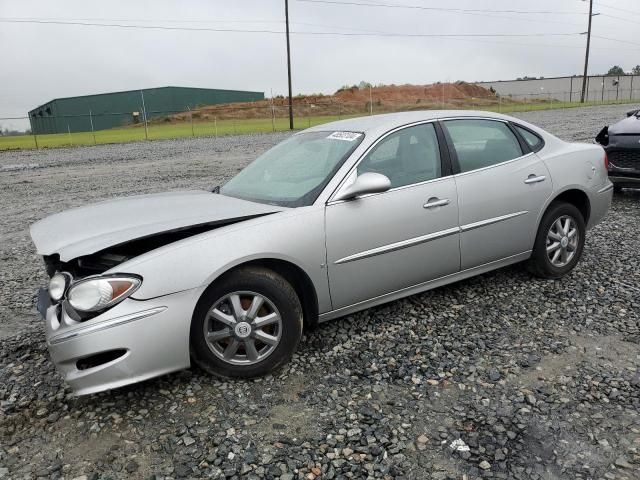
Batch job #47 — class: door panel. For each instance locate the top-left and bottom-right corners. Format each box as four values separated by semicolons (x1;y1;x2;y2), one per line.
455;154;552;269
442;118;552;269
325;178;460;309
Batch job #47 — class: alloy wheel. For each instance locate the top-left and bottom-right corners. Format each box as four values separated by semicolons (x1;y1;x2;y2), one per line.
204;291;282;366
546;215;580;268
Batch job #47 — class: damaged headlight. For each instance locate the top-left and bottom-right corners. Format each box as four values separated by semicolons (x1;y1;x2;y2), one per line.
67;275;141;312
49;272;71;302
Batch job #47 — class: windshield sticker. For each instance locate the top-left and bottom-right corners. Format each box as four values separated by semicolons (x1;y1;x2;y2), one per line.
327;131;362;142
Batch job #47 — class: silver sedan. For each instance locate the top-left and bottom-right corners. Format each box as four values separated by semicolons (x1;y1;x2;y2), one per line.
31;111;613;395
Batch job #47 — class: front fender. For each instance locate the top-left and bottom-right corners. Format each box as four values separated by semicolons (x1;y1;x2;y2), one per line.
113;206;331;313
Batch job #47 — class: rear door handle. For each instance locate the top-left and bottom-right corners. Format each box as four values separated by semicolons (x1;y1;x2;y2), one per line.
524;175;546;184
423;198;450;209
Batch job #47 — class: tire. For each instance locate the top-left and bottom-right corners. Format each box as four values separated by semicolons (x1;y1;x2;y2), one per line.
613;185;623;194
190;266;303;379
527;202;586;279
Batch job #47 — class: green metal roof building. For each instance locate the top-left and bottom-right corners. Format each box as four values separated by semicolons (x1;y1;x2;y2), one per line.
28;86;264;134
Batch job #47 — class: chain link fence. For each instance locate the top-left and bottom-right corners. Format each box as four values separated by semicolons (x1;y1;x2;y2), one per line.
1;89;639;150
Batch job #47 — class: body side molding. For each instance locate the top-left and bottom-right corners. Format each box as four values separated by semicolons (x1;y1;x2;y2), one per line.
321;251;532;321
333;211;529;266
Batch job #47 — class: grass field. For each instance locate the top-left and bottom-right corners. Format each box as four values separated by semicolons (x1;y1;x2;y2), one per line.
1;99;638;151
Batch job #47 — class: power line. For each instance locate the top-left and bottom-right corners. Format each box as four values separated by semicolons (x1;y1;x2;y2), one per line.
0;16;404;34
296;0;584;15
594;1;640;16
0;19;582;38
4;16;639;50
592;34;640;47
2;13;585;29
295;0;585;27
444;35;640;52
0;16;286;25
599;13;640;25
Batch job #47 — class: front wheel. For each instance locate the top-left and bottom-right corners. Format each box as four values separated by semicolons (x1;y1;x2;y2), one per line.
190;267;303;379
527;202;586;279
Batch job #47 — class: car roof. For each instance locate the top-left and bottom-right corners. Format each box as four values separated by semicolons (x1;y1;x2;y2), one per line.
304;110;520;138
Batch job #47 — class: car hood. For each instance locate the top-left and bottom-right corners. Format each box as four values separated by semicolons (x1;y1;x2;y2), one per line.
30;190;284;261
609;114;640;136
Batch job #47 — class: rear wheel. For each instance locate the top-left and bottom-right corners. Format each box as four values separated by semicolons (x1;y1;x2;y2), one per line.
528;202;585;279
190;267;303;379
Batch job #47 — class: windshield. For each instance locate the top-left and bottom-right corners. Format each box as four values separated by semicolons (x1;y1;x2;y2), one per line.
220;131;364;207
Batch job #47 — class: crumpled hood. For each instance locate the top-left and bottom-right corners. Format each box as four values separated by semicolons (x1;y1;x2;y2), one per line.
30;190;283;261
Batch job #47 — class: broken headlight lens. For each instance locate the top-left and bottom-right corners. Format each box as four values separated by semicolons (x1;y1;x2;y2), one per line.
49;272;70;302
67;275;141;312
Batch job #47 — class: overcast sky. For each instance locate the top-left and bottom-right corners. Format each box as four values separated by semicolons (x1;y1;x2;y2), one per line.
1;0;639;129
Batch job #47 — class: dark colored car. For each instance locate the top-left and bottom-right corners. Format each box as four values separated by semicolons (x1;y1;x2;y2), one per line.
596;109;640;192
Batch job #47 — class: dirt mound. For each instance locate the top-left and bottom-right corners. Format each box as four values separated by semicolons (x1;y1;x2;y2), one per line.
334;82;493;103
155;82;498;123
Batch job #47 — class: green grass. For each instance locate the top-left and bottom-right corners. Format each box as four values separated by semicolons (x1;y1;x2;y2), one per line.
0;115;358;151
1;99;637;151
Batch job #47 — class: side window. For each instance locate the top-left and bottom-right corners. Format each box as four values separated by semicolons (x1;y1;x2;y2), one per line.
514;125;544;152
358;123;442;188
444;119;523;173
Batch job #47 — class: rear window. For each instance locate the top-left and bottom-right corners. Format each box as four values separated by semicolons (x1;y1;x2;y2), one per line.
514;125;544;152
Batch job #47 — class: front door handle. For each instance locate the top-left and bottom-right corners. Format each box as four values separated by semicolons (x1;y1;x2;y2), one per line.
524;175;546;185
423;198;450;209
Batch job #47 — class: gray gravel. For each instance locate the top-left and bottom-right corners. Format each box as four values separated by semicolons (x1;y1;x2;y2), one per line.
1;104;639;479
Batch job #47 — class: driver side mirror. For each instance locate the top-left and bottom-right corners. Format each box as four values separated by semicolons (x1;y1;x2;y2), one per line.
333;172;391;201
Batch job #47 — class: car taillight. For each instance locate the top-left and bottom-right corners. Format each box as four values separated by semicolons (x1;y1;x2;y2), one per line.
604;152;609;171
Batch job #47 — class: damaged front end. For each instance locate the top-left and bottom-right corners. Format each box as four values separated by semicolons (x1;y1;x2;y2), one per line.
29;190;285;394
596;111;640;190
37;214;274;325
40;217;262;278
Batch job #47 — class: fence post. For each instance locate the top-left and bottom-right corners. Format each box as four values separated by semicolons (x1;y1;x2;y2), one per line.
586;77;589;102
631;75;634;101
270;91;276;132
215;116;218;137
338;103;342;120
33;133;39;149
140;90;149;140
569;76;573;103
89;110;96;145
188;107;195;137
271;102;276;133
67;124;72;147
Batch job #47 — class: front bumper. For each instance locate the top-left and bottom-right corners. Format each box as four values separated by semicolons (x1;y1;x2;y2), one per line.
40;288;198;395
606;145;640;189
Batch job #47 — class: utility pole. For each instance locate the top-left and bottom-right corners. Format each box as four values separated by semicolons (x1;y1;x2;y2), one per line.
580;0;596;103
285;0;294;130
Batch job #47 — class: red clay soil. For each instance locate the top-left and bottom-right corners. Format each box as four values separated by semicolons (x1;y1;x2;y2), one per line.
334;82;492;103
158;82;499;123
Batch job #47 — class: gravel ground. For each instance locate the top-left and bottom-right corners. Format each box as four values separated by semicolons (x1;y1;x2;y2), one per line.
1;104;639;479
